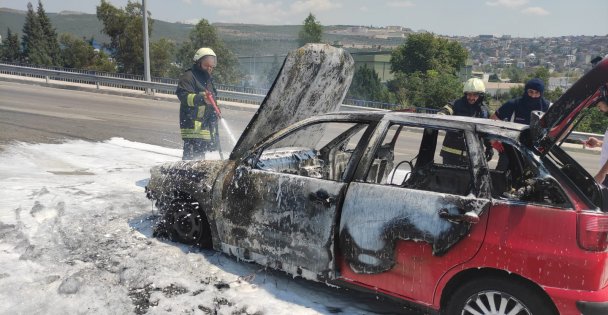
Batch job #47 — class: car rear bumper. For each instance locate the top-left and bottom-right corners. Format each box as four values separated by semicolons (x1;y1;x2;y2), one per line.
576;300;608;315
545;285;608;315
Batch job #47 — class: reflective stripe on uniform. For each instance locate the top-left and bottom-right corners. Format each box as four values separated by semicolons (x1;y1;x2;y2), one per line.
197;105;206;119
180;121;211;139
442;104;454;115
187;93;196;107
441;146;466;156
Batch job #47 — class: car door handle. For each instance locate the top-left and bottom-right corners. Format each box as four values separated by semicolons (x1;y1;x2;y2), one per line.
309;190;336;208
439;208;480;224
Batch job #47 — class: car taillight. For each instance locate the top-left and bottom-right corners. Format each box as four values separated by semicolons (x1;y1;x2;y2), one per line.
577;211;608;251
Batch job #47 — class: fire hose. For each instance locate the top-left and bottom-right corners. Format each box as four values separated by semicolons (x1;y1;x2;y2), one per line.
205;89;223;159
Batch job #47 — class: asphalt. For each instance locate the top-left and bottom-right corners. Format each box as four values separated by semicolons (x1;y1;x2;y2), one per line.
0;73;601;156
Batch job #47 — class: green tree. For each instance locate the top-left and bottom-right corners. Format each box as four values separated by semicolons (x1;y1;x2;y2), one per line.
21;2;47;65
347;64;392;102
525;66;550;86
388;33;466;109
389;70;462;109
96;0;153;75
176;19;241;84
488;73;500;82
59;33;94;68
59;33;116;72
89;50;117;72
544;86;563;103
390;32;467;76
298;13;322;47
150;38;175;77
577;107;608;134
1;28;22;62
36;0;61;66
502;66;525;83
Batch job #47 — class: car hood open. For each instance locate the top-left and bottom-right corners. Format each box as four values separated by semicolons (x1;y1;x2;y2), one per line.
228;43;354;161
532;58;608;153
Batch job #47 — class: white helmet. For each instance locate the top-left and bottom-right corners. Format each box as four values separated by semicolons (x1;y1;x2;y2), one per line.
463;78;486;94
193;47;216;62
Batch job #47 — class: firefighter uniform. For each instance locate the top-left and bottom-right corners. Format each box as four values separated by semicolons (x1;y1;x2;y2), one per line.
439;98;490;166
176;61;219;160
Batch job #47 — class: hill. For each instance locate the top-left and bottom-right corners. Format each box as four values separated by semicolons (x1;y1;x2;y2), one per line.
0;8;193;44
0;8;401;57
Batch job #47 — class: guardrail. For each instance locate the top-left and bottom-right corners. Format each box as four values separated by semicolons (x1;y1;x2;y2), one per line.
0;63;267;105
0;62;600;141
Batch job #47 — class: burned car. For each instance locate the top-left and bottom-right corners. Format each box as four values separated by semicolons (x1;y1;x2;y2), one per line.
146;44;608;315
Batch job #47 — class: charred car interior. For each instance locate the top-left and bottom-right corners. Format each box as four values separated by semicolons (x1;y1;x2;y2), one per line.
146;45;608;315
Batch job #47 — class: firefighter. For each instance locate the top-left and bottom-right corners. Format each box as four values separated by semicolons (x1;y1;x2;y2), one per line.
176;47;220;160
439;78;493;166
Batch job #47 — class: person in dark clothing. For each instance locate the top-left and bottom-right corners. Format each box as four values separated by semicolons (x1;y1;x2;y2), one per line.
439;78;493;166
491;78;550;124
490;78;550;170
175;47;220;160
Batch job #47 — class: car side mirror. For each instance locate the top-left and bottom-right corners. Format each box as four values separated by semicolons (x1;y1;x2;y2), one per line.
243;154;258;168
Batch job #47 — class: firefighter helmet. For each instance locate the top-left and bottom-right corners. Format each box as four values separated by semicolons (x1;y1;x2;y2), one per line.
463;78;486;94
193;47;216;62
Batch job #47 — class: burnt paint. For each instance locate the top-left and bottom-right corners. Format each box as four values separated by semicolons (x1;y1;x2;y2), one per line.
218;168;345;280
339;183;489;274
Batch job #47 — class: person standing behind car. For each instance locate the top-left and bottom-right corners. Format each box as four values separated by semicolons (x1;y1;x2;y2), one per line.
582;86;608;185
176;47;220;160
439;78;493;166
491;78;550;125
490;78;550;170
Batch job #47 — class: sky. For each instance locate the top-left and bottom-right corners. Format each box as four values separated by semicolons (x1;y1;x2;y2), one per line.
0;137;410;314
0;0;607;37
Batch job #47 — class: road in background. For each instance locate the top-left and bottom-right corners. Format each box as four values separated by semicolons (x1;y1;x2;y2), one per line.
0;80;254;151
0;80;602;175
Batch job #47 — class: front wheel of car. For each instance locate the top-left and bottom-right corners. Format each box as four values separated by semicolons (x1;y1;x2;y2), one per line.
166;200;212;248
444;276;557;315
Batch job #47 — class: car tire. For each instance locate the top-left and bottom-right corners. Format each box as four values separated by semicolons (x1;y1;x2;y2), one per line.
166;200;212;248
444;276;557;315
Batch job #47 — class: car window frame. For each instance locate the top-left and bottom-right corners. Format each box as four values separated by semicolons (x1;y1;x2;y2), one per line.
244;117;377;183
484;135;574;209
353;119;489;198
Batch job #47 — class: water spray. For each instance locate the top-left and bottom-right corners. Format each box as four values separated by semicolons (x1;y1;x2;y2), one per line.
206;90;238;159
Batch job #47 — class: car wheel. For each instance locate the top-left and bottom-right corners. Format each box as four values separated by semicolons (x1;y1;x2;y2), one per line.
167;200;212;248
445;276;556;315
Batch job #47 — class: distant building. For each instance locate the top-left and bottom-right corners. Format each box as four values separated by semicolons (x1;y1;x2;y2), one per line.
479;35;494;40
549;77;572;91
386;26;403;31
350;51;393;82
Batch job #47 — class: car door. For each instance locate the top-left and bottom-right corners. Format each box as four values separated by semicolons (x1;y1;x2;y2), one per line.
338;122;491;303
218;120;371;281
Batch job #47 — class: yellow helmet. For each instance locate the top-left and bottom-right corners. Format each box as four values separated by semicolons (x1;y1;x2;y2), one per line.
193;47;216;62
463;78;486;94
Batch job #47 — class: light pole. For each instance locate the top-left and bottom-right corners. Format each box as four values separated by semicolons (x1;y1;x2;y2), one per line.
142;0;151;94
